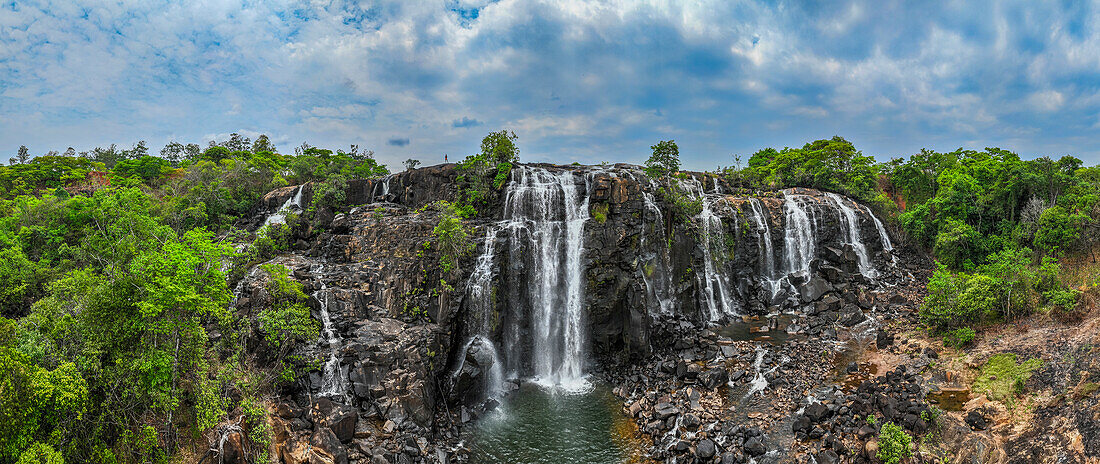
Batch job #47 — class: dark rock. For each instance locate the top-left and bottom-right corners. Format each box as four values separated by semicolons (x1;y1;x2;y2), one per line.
966;409;991;431
814;449;840;464
696;439;717;459
743;437;767;456
804;402;833;422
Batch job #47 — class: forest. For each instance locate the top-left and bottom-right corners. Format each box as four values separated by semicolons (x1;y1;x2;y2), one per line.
0;133;1097;463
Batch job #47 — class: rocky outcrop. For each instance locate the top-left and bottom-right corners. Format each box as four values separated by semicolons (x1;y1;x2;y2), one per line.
226;162;924;463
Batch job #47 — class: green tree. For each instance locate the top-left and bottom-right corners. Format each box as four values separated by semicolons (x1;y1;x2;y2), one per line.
480;130;519;164
645;140;680;180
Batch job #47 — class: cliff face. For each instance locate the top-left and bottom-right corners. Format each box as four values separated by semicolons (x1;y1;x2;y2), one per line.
233;163;916;463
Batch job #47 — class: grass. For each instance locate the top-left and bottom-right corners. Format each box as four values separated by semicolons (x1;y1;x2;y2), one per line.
972;353;1041;405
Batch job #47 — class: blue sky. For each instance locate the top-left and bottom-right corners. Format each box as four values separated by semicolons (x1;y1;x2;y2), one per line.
2;0;1099;170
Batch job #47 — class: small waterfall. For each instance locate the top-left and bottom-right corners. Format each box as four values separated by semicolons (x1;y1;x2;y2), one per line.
826;193;874;278
865;205;899;267
782;194;816;276
748;199;779;294
371;174;395;202
640;191;675;315
501;167;590;389
312;267;346;398
263;185;304;227
743;346;770;398
457;227;505;398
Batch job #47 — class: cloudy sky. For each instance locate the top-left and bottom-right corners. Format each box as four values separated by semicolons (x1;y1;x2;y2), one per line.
2;1;1099;170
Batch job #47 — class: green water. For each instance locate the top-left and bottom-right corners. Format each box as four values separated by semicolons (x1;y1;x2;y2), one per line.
468;382;643;464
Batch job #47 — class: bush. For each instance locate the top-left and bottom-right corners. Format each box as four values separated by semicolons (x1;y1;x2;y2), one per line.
943;327;976;348
876;421;912;464
429;202;472;275
16;442;64;464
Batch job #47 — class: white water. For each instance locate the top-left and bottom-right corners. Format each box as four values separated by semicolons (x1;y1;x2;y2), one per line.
263;185;304;227
501;167;591;390
312;266;346;398
640;191;676;316
457;226;506;398
372;174;395;202
744;346;770;398
748;199;780;295
689;179;738;321
826;193;874;278
782;194;816;276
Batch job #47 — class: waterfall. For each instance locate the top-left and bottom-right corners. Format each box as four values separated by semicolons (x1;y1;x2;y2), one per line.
826;193;874;278
782;194;816;276
263;185;304;227
865;205;899;267
748;199;779;294
371;173;396;202
457;227;505;398
500;167;590;390
699;195;736;320
640;191;675;315
311;267;347;398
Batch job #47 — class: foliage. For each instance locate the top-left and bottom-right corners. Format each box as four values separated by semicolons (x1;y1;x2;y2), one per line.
644;140;680;180
737;136;879;201
256;264;319;383
454;130;520;218
16;442;64;464
429;202;473;275
876;421;912;464
943;327;976;348
404;159;421;170
480;130;520;165
972;353;1041;404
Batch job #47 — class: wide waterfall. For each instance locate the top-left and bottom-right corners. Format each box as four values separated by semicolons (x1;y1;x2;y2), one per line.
500;167;591;389
827;192;874;278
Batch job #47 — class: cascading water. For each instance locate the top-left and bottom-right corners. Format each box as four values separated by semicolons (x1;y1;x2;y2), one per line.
456;227;505;399
782;194;816;276
263;185;304;227
371;173;395;202
500;167;590;389
640;191;676;316
826;193;874;278
312;267;346;398
697;191;738;320
748;199;779;294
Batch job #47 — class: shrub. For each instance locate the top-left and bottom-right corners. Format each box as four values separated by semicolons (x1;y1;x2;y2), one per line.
591;203;609;223
256;264;319;383
876;421;912;464
429;202;472;274
943;327;976;348
17;442;64;464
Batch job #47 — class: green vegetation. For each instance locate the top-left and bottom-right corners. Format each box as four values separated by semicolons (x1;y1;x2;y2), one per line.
972;353;1041;404
428;201;474;274
0;134;390;463
943;327;976;348
725;137;1099;336
454;130;520;218
876;421;913;464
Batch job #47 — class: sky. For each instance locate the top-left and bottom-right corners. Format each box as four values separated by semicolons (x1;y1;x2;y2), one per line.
2;0;1100;171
